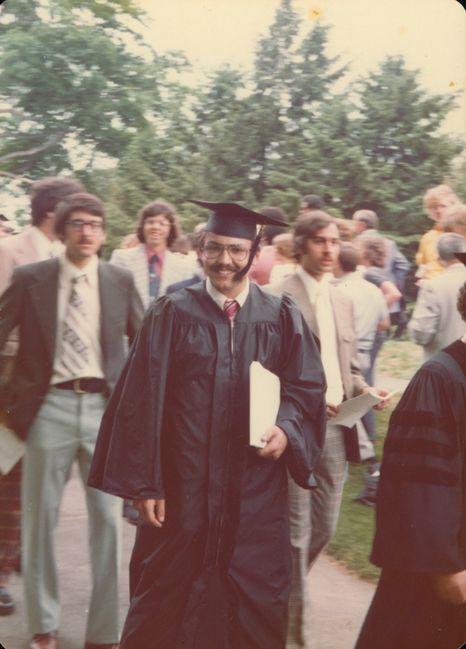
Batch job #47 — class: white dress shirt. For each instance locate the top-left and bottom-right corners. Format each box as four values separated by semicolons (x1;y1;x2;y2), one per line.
206;277;250;314
297;266;344;406
51;254;104;384
333;272;388;352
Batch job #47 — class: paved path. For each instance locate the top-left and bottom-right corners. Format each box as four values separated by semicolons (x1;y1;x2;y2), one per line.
1;470;135;649
0;467;376;649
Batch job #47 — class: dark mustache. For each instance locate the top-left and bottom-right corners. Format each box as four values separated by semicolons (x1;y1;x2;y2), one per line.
210;264;237;273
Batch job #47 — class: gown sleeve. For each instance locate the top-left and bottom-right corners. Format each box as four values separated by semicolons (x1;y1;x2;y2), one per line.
371;358;466;573
88;296;176;500
276;295;327;489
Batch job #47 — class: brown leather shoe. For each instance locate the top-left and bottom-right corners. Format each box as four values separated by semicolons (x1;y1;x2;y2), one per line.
83;644;119;649
29;631;58;649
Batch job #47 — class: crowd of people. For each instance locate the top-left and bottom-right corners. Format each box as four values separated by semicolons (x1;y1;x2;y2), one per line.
0;177;464;649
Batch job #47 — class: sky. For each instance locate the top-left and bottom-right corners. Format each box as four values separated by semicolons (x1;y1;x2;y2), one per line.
136;0;466;135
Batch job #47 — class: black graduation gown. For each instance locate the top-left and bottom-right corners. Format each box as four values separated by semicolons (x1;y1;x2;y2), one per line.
355;340;466;649
88;282;326;649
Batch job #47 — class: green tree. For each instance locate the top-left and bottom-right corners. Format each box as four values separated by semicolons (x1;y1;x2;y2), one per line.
352;56;462;233
0;0;162;180
264;95;369;219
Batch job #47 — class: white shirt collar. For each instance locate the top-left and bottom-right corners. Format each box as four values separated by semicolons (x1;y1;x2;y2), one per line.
59;253;99;288
296;266;331;303
446;262;466;273
206;277;250;311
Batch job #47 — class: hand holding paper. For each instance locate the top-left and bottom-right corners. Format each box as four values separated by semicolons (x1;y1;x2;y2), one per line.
330;389;397;428
257;425;288;460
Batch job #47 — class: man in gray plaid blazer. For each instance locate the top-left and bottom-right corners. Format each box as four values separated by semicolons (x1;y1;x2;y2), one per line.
269;211;390;649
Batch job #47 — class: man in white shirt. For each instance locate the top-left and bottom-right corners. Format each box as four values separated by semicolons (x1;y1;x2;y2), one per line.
352;209;410;335
0;193;143;649
409;232;466;360
270;212;390;649
333;242;390;441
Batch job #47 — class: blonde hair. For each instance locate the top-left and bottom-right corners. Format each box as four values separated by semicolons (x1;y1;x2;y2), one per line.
442;203;466;237
423;184;458;211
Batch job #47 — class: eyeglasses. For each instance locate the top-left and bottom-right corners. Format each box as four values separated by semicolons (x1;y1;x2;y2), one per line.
202;241;251;262
68;219;104;232
144;218;170;227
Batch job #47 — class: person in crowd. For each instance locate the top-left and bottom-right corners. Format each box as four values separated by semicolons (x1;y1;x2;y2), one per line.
334;217;354;242
333;243;391;506
333;243;390;441
165;225;206;294
88;199;327;649
356;234;402;308
269;231;297;283
248;206;289;284
119;232;139;249
355;271;466;649
352;209;410;337
0;214;17;237
415;184;459;281
111;200;198;525
0;192;144;649
298;194;325;219
356;234;401;388
110;199;197;310
268;212;390;649
442;201;466;239
170;233;193;256
0;176;84;617
408;232;466;360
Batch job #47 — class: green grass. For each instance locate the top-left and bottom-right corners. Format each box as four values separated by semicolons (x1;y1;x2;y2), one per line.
377;337;422;380
326;399;398;582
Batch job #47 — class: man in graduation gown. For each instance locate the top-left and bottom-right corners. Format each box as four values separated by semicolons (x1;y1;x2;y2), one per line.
355;260;466;649
88;200;327;649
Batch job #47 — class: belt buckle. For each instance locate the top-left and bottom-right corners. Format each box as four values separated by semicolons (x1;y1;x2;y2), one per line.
73;378;87;394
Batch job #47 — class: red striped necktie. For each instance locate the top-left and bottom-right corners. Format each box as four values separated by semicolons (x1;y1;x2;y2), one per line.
223;299;239;320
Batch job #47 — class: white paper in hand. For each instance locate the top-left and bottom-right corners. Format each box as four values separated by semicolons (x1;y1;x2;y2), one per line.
331;390;397;428
0;421;25;475
249;361;280;448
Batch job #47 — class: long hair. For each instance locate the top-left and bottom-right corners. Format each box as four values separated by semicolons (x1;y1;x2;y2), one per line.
136;199;181;248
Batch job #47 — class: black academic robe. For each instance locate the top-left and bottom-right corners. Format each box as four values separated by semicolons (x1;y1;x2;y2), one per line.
89;282;326;649
355;339;466;649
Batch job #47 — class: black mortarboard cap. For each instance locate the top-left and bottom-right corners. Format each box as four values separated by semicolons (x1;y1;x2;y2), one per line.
455;252;466;265
189;199;287;241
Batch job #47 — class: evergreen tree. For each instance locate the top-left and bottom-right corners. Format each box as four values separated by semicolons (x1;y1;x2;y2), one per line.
352;56;462;233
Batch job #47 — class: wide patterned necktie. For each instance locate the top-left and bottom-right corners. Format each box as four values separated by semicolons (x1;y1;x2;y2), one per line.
149;254;160;300
223;299;239;320
56;274;92;377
